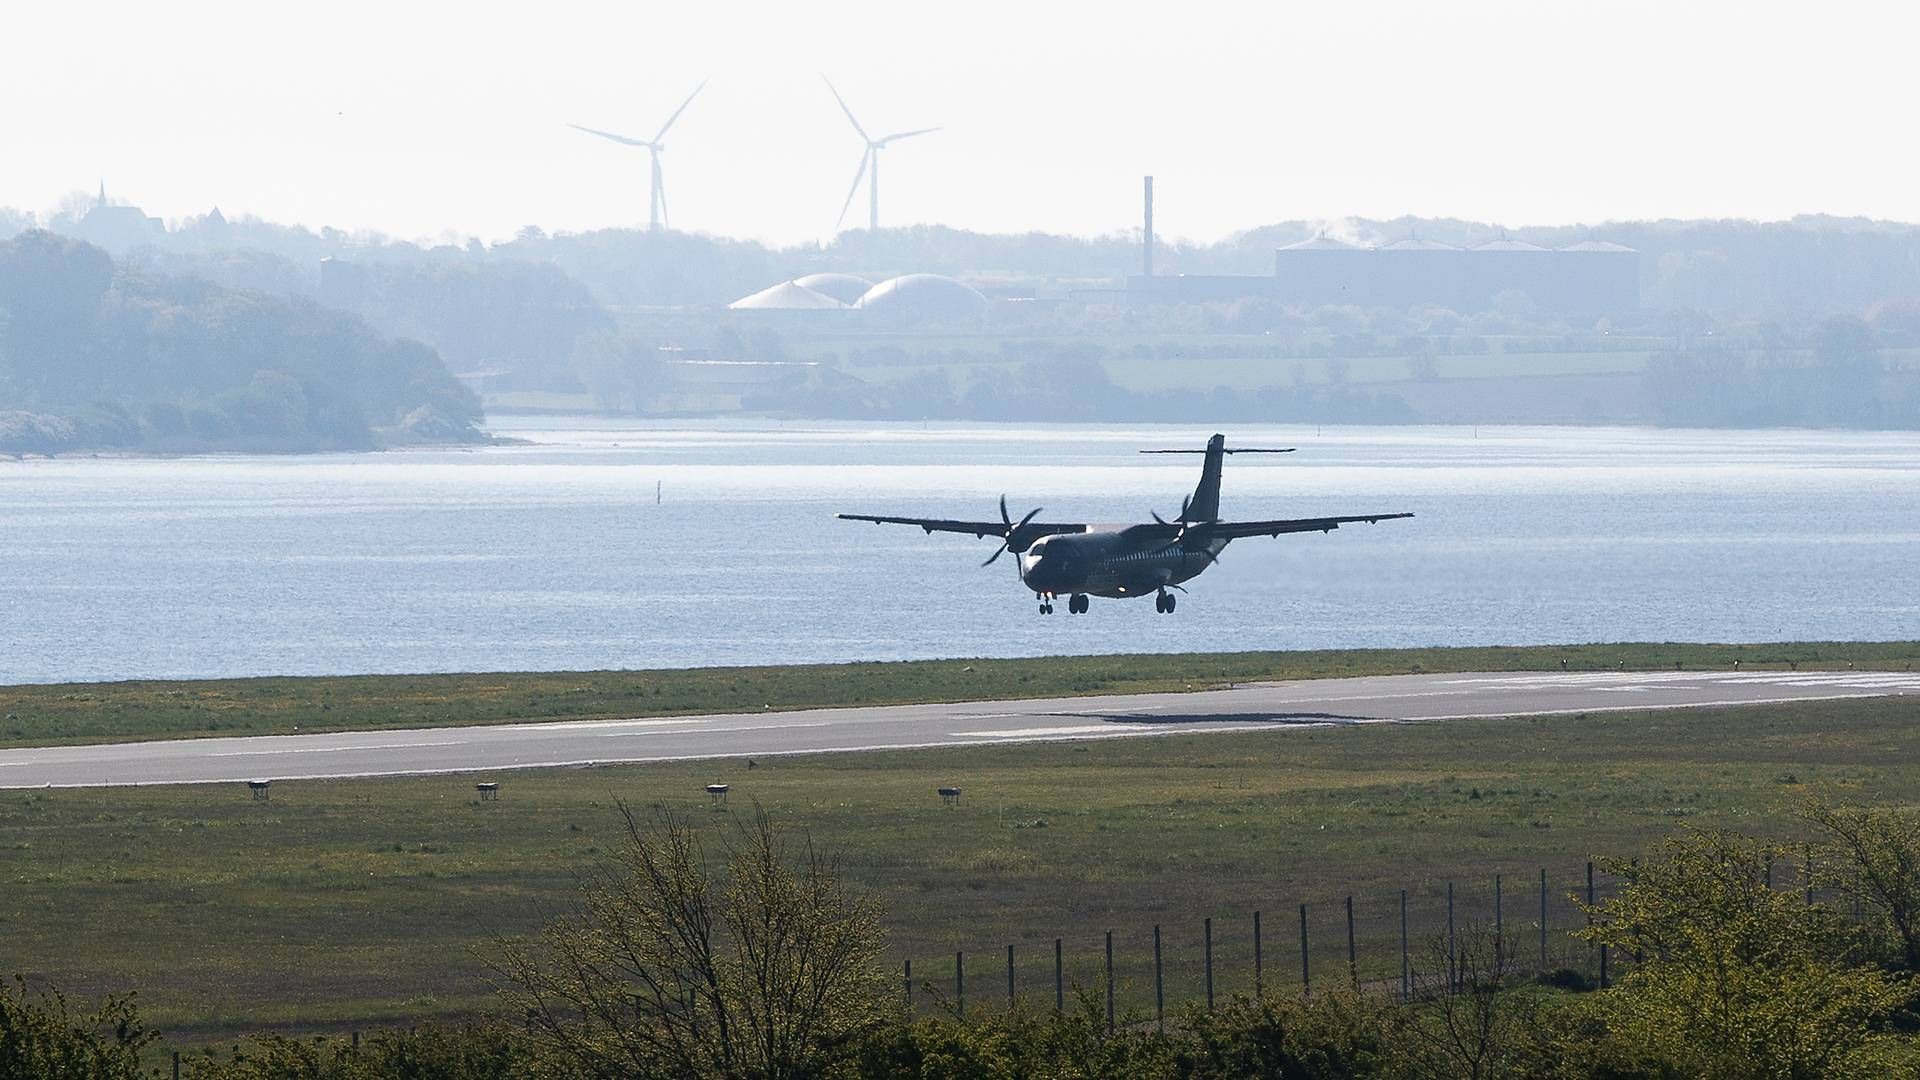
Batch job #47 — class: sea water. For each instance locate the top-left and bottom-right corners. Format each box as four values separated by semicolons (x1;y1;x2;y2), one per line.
1;419;1915;683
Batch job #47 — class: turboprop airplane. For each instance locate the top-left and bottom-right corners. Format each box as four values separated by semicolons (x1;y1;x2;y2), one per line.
837;434;1412;614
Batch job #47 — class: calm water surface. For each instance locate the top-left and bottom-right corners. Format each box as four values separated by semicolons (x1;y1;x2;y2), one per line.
2;420;1915;683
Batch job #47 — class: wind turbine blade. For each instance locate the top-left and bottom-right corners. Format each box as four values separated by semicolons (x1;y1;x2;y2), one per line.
834;149;870;231
877;126;941;146
821;76;870;141
653;78;707;143
568;123;653;148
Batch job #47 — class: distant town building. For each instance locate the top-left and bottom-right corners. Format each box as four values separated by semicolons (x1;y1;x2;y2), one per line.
69;183;164;252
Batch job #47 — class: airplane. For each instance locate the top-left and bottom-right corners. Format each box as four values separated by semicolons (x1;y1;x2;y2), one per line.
837;434;1413;614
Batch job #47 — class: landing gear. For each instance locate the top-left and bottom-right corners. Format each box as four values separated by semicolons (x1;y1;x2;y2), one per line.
1039;601;1054;614
1155;589;1177;614
1068;594;1089;615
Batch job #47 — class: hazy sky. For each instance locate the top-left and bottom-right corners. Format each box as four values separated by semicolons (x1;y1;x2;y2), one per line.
7;1;1917;245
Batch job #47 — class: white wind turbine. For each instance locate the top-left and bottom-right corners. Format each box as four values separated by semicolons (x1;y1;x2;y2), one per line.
824;77;940;234
568;80;707;231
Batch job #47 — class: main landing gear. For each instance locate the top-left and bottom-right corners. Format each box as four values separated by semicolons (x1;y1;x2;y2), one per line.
1155;588;1177;614
1038;593;1092;615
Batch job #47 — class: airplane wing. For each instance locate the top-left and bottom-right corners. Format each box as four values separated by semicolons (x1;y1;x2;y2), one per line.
1209;513;1414;539
835;513;1087;540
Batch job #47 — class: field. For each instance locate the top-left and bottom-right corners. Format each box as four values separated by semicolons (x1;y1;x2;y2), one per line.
6;640;1918;748
4;687;1918;1049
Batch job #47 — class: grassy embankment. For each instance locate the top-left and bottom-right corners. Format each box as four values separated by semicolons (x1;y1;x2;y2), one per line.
1;679;1917;1047
3;640;1917;748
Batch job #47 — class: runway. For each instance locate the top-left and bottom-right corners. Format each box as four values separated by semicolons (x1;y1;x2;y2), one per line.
1;668;1915;788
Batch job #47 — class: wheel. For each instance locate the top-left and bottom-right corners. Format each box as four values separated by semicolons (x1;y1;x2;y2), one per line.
1165;593;1177;613
1070;594;1087;614
1154;593;1167;613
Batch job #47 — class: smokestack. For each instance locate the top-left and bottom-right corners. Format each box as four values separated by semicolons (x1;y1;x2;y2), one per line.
1142;175;1155;279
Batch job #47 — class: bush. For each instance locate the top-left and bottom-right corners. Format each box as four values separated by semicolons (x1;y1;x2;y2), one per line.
0;978;155;1080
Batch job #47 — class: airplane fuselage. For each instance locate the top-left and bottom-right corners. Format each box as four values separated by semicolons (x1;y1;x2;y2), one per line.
1017;527;1226;599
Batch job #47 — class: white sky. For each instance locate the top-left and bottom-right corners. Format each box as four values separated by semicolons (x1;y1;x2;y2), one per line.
5;0;1917;246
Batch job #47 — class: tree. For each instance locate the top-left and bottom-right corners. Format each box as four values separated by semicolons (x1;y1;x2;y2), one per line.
1802;794;1920;971
494;804;890;1080
1579;829;1914;1079
1397;925;1532;1080
570;331;662;414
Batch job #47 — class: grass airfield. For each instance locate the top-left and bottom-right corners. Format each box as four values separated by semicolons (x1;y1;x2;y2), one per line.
2;654;1917;1043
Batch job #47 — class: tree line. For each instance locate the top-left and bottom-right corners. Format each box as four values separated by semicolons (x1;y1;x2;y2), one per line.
0;231;483;454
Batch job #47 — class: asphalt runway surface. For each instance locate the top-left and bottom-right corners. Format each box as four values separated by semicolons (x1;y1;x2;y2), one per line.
2;669;1916;788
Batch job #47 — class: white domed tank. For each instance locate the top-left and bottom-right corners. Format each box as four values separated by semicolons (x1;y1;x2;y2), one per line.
853;274;989;324
791;272;874;306
727;281;846;310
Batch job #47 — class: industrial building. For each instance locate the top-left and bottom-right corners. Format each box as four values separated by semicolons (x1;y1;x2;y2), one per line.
1130;176;1638;314
1130;236;1639;314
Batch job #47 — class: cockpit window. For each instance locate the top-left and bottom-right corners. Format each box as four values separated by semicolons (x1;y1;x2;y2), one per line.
1028;541;1047;556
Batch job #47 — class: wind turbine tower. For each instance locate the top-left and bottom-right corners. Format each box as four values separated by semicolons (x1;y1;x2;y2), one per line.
568;80;706;231
824;78;940;233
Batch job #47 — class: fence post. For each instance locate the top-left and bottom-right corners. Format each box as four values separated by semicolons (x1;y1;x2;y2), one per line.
1154;923;1165;1031
1805;847;1815;906
1055;937;1064;1013
1105;930;1115;1032
1007;944;1016;1007
1345;895;1357;989
351;1031;360;1049
904;959;912;1010
1299;903;1310;994
1254;909;1264;997
172;1051;181;1080
1205;916;1215;1010
1495;873;1504;969
1447;881;1457;991
1539;868;1548;972
957;950;965;1014
1588;861;1607;988
1399;888;1410;1000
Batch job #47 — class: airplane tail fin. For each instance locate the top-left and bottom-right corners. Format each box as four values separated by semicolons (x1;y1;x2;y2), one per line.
1139;434;1294;522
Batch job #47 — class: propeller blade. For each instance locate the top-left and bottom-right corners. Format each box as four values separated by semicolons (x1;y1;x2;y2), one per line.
1151;510;1168;526
822;77;870;141
1015;506;1042;531
568;124;654;148
999;494;1011;528
835;150;870;231
1180;494;1191;522
653;78;707;143
877;126;941;146
982;542;1008;567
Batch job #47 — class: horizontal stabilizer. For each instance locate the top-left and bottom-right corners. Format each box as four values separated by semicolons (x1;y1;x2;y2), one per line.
1139;447;1296;455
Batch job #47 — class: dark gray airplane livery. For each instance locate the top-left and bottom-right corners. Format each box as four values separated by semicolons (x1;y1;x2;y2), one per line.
838;434;1413;614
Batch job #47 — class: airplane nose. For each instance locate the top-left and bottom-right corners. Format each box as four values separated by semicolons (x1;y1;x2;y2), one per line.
1022;555;1065;590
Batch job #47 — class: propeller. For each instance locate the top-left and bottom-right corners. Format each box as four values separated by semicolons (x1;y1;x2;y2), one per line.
982;494;1044;567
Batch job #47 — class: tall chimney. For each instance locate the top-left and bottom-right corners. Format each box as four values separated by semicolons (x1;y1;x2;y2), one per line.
1142;175;1155;279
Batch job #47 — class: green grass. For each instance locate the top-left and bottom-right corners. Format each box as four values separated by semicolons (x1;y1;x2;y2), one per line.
4;691;1919;1046
4;641;1917;748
